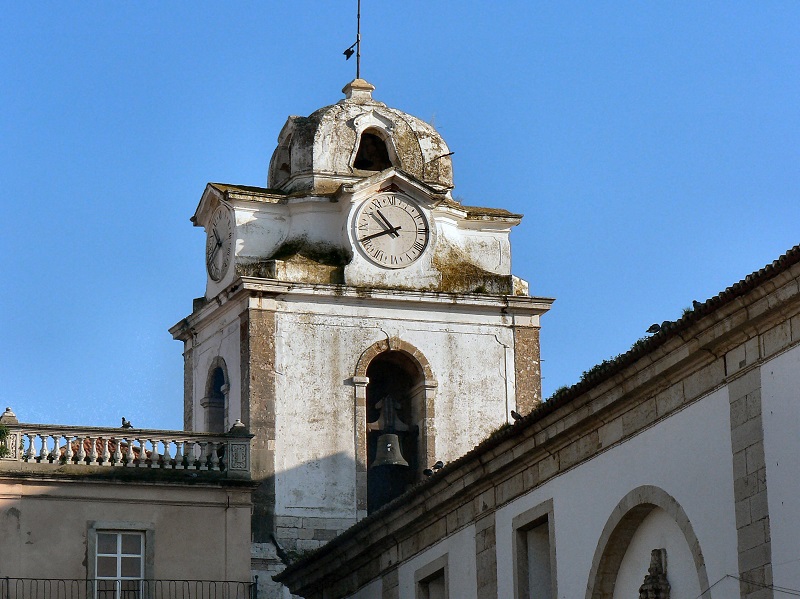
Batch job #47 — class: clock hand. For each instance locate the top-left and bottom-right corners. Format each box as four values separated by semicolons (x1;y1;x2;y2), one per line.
359;226;402;242
376;210;400;238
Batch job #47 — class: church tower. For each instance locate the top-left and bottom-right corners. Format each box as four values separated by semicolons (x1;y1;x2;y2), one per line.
170;79;552;590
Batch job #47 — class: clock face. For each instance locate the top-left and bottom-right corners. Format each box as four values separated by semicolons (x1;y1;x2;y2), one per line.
206;206;233;282
353;193;430;268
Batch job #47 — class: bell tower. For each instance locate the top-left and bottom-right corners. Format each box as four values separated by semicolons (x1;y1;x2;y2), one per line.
170;80;553;593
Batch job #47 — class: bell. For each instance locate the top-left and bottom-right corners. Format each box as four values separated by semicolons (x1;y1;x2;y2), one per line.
371;433;409;468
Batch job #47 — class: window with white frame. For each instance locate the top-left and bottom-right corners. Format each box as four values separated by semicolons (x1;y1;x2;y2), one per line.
95;531;145;599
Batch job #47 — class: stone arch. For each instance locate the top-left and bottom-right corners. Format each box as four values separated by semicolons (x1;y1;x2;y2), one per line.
202;357;230;433
352;337;437;518
585;485;711;599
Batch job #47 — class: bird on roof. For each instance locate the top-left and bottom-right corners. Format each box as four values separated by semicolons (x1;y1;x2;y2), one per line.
692;300;702;310
647;323;661;334
121;417;133;429
510;410;523;422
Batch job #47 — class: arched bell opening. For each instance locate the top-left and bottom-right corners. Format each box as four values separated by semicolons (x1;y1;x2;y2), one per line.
365;350;423;512
353;129;393;172
201;358;229;433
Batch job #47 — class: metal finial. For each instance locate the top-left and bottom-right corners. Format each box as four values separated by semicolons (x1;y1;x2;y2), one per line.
343;0;362;78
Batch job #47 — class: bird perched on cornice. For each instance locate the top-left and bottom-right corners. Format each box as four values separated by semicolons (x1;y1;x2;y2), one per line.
510;410;523;422
121;417;133;429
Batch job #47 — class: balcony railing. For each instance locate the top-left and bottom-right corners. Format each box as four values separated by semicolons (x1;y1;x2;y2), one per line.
0;409;252;480
0;578;256;599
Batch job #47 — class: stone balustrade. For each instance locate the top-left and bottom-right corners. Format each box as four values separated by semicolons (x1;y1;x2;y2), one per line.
0;409;252;479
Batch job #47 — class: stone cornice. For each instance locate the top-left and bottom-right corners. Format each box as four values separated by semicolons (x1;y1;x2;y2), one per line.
170;277;554;342
276;251;800;597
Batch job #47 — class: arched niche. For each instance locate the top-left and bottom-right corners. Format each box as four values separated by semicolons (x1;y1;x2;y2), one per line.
352;338;437;516
201;357;229;433
585;486;710;599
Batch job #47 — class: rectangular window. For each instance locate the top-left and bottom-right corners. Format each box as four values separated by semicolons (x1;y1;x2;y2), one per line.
512;500;556;599
95;531;144;599
415;554;448;599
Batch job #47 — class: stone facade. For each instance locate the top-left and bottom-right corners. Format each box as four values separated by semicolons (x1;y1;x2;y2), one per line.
275;244;800;599
172;80;551;595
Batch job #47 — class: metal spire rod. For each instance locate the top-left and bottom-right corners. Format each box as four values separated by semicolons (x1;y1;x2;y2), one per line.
356;0;361;79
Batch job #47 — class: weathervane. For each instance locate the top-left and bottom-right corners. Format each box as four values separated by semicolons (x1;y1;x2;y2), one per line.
343;0;362;78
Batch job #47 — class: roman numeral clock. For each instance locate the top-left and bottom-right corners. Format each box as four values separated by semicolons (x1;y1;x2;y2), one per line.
353;192;429;268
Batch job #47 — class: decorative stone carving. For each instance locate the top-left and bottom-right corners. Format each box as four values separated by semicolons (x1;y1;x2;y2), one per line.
639;548;670;599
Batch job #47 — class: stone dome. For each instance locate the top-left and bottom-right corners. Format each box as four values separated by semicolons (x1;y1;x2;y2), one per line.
268;79;454;194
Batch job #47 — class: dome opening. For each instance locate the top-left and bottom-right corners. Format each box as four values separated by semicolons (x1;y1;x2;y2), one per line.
353;130;393;171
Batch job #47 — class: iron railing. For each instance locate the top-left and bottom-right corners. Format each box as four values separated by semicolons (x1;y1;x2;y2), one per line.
0;579;257;599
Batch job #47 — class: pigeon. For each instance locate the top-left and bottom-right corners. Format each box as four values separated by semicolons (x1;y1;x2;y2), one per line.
510;410;523;422
423;469;434;477
121;417;133;429
432;461;444;470
647;323;661;334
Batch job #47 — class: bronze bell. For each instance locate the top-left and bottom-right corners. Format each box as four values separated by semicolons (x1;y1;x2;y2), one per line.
371;433;409;468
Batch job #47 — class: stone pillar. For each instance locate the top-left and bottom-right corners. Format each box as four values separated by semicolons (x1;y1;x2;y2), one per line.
728;366;774;599
183;345;194;431
240;304;277;542
353;375;369;520
475;513;498;599
514;326;542;415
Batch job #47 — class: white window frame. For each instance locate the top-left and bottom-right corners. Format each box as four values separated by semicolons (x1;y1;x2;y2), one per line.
88;521;155;599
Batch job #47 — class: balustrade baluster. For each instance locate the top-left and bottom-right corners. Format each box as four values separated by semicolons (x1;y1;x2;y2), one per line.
113;438;123;466
124;438;135;467
88;436;99;465
199;442;209;471
76;437;87;464
138;439;146;467
100;438;111;466
174;440;184;469
38;435;49;463
149;439;160;468
24;434;35;462
209;442;220;471
161;439;171;469
49;434;60;463
65;436;74;464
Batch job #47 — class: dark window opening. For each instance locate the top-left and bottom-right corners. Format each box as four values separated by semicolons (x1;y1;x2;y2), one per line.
206;366;226;433
366;351;422;513
354;131;392;171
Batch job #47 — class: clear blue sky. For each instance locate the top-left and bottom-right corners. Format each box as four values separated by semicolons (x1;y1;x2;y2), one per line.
1;2;798;429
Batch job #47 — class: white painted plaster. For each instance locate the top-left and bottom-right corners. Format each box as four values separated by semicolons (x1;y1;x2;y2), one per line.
494;387;739;599
348;578;382;599
612;508;701;599
397;525;477;599
761;343;800;592
272;308;516;516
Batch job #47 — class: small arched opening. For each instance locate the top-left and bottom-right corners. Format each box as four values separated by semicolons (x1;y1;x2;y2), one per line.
201;358;229;433
353;129;393;172
365;350;424;513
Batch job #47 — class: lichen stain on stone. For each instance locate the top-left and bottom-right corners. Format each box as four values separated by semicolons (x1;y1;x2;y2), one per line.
432;243;512;295
237;240;352;285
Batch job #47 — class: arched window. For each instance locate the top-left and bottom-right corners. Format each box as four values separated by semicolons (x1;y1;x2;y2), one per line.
365;350;424;512
201;359;228;433
353;130;393;171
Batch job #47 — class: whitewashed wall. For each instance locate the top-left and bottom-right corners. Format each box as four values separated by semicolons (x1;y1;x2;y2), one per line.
273;298;516;518
492;386;740;599
761;343;800;593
